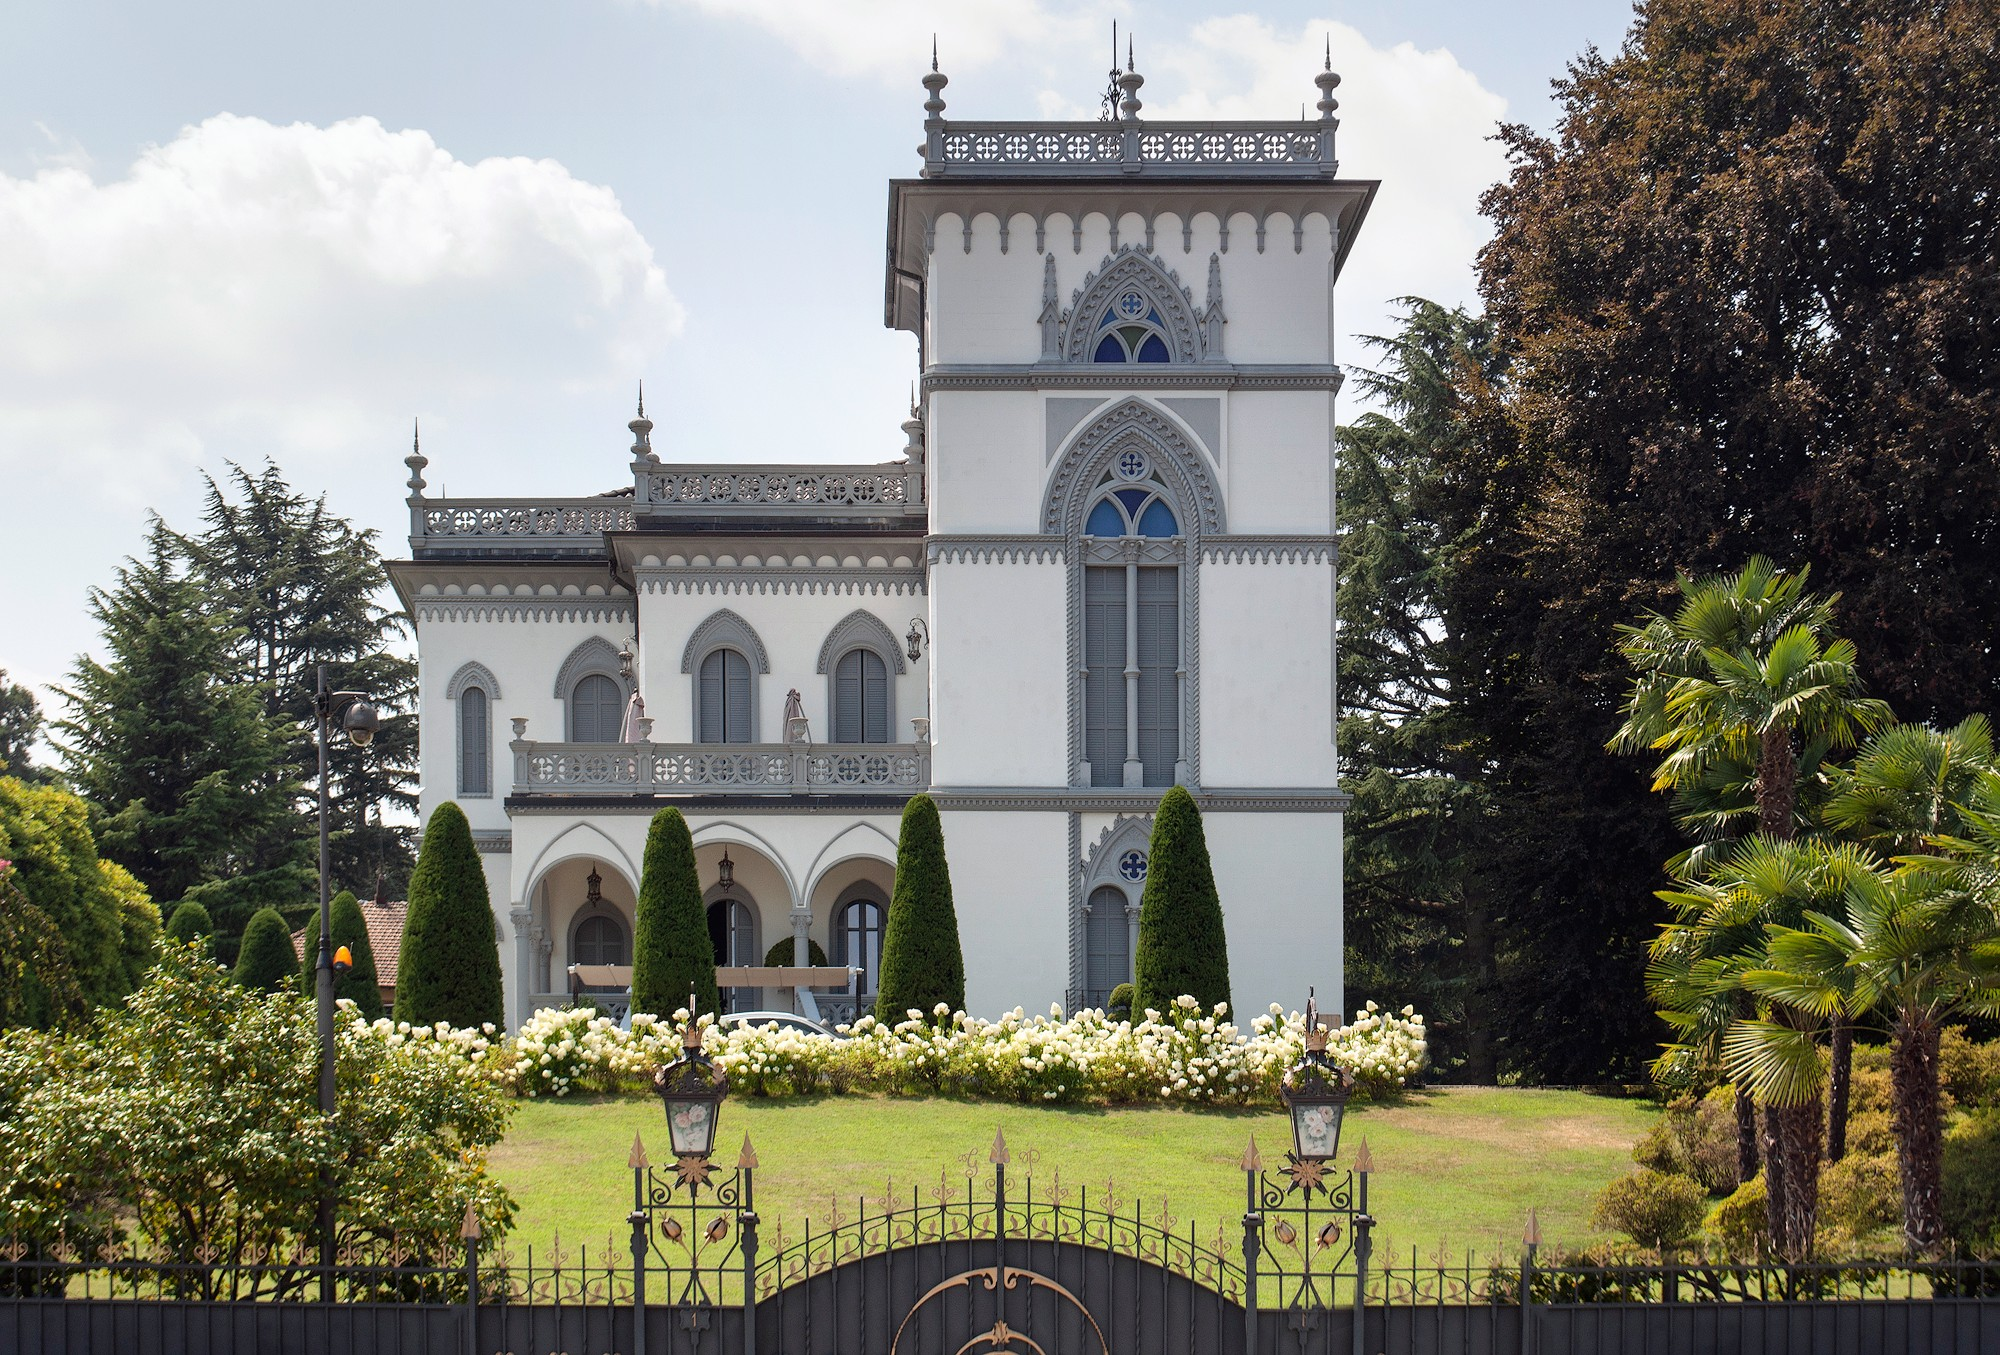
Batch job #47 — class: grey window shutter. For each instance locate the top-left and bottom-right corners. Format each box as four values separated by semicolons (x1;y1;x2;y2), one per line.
723;651;751;743
572;673;621;742
1136;566;1179;786
1084;566;1127;786
459;687;489;795
834;650;862;743
862;650;888;743
1085;886;1130;997
699;652;724;743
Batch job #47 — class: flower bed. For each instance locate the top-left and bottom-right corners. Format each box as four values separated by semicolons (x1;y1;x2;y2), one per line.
367;997;1427;1106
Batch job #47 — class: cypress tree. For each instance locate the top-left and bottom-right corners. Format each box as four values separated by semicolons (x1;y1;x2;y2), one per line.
299;889;384;1019
630;808;717;1020
763;937;828;966
394;802;502;1028
874;795;964;1022
163;900;214;950
1132;786;1232;1015
234;907;298;993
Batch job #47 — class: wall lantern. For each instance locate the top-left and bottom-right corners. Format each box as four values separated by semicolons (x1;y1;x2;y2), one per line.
1281;991;1354;1165
653;994;728;1162
716;850;735;893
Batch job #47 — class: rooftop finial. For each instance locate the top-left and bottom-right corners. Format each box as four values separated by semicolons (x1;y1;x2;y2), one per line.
404;417;428;498
922;38;948;122
1315;39;1341;121
1127;34;1135;74
1117;34;1145;122
931;34;938;73
629;383;656;463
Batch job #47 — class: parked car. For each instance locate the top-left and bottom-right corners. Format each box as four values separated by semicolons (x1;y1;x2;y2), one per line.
718;1010;837;1039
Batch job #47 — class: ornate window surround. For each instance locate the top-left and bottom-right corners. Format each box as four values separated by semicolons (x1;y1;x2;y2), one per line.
449;663;498;799
1049;398;1220;788
446;660;502;702
681;608;771;745
1071;815;1152;1001
1042;247;1225;365
816;609;906;745
552;637;628;741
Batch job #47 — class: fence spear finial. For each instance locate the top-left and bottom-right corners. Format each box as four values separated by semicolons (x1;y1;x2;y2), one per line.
629;1132;650;1170
1524;1207;1542;1248
990;1128;1010;1165
1352;1137;1374;1173
739;1133;759;1170
1241;1134;1263;1172
460;1202;482;1241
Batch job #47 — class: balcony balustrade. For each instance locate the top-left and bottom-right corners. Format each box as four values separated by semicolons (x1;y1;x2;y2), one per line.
510;737;930;797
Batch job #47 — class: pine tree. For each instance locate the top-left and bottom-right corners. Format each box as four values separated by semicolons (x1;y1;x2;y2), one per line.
234;907;298;993
162;900;215;950
186;463;419;897
394;802;502;1029
299;888;384;1019
0;670;53;785
874;795;964;1022
630;808;718;1020
53;520;305;949
1132;786;1231;1015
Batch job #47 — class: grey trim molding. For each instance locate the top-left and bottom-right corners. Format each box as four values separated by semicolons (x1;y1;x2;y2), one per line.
1055;248;1216;365
640;569;926;598
1066;812;1083;1007
815;609;909;675
1202;535;1337;565
552;636;625;699
923;364;1343;394
471;829;513;854
413;599;632;625
928;787;1351;813
445;660;501;701
925;535;1064;565
679;609;772;675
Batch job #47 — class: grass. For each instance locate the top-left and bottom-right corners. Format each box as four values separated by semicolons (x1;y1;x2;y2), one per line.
489;1088;1659;1264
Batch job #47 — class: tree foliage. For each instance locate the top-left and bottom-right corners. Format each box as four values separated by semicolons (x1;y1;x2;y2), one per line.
234;907;298;994
630;808;717;1021
162;900;214;950
0;671;53;786
1133;786;1231;1016
874;795;964;1022
394;802;502;1030
300;889;385;1020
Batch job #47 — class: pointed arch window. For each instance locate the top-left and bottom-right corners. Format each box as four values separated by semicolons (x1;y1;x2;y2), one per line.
1084;886;1132;1002
698;650;753;744
457;686;491;796
1079;449;1185;788
1090;289;1174;363
831;649;891;744
570;673;624;743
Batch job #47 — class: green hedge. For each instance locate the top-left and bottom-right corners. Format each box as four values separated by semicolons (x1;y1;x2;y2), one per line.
394;803;502;1029
631;808;718;1020
299;889;384;1020
1133;786;1231;1014
233;907;297;993
874;795;963;1022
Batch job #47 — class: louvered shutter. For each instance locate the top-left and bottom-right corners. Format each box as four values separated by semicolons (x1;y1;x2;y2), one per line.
1086;887;1130;998
834;650;862;743
723;651;751;743
699;652;725;743
572;673;621;742
1136;567;1179;786
459;687;489;795
1083;566;1127;786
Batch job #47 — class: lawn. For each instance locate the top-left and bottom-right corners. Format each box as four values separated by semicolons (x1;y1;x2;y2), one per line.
489;1088;1658;1265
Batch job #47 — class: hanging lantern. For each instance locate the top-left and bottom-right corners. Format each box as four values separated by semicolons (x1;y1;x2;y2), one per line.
717;850;735;892
653;995;728;1161
1280;993;1354;1164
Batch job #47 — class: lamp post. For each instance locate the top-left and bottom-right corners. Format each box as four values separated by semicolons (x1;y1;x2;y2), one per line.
1280;991;1355;1168
653;993;729;1164
313;663;379;1300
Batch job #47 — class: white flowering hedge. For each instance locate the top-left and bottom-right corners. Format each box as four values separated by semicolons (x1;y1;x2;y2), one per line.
368;996;1426;1106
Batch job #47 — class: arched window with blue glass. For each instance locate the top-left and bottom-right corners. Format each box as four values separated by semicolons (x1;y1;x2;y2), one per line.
1090;289;1175;364
1079;443;1184;788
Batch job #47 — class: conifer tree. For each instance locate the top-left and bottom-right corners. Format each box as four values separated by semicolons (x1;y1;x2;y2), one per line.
763;937;828;966
0;671;53;785
1132;786;1231;1015
54;520;305;949
162;900;214;950
874;795;964;1022
299;889;384;1019
630;808;718;1021
394;802;502;1029
234;907;298;993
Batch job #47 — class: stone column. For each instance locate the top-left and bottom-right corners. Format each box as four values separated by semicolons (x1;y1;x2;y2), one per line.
508;906;534;1031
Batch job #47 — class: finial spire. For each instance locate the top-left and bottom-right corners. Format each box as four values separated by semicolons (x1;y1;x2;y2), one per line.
1315;41;1342;122
1128;34;1135;73
629;383;656;463
637;380;645;419
931;34;938;73
1116;33;1145;122
404;417;428;498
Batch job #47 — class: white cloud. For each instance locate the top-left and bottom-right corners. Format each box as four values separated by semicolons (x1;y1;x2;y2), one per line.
654;0;1120;82
1145;17;1510;353
0;114;682;505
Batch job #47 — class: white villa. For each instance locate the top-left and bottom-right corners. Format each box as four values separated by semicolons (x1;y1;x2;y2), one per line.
387;55;1375;1030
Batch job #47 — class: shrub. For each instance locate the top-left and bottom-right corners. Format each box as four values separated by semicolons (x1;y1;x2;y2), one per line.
630;808;716;1021
163;900;214;949
233;907;297;993
874;795;964;1023
1632;1087;1739;1194
395;803;503;1029
1107;982;1135;1022
1943;1109;2000;1254
1592;1169;1707;1250
299;890;384;1020
1705;1174;1768;1256
1132;786;1230;1015
1818;1151;1900;1244
1941;1028;2000;1110
764;937;829;967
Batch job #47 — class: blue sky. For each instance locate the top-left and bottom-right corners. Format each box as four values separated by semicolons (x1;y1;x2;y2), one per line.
0;0;1636;711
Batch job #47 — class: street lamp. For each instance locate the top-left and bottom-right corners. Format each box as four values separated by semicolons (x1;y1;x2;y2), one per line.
312;664;379;1300
654;993;729;1163
1280;991;1354;1166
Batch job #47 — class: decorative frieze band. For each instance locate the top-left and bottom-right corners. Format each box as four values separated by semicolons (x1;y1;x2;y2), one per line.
926;536;1065;565
413;599;634;624
923;364;1344;394
1201;536;1337;565
471;829;513;854
636;569;926;597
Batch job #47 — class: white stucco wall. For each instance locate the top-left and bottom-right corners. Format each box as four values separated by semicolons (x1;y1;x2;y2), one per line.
925;557;1068;787
1205;810;1344;1019
938;808;1071;1017
1199;560;1338;787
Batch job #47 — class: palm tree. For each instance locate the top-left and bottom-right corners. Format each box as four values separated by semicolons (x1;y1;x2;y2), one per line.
1613;558;1892;1237
1650;836;1875;1258
1733;864;2000;1254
